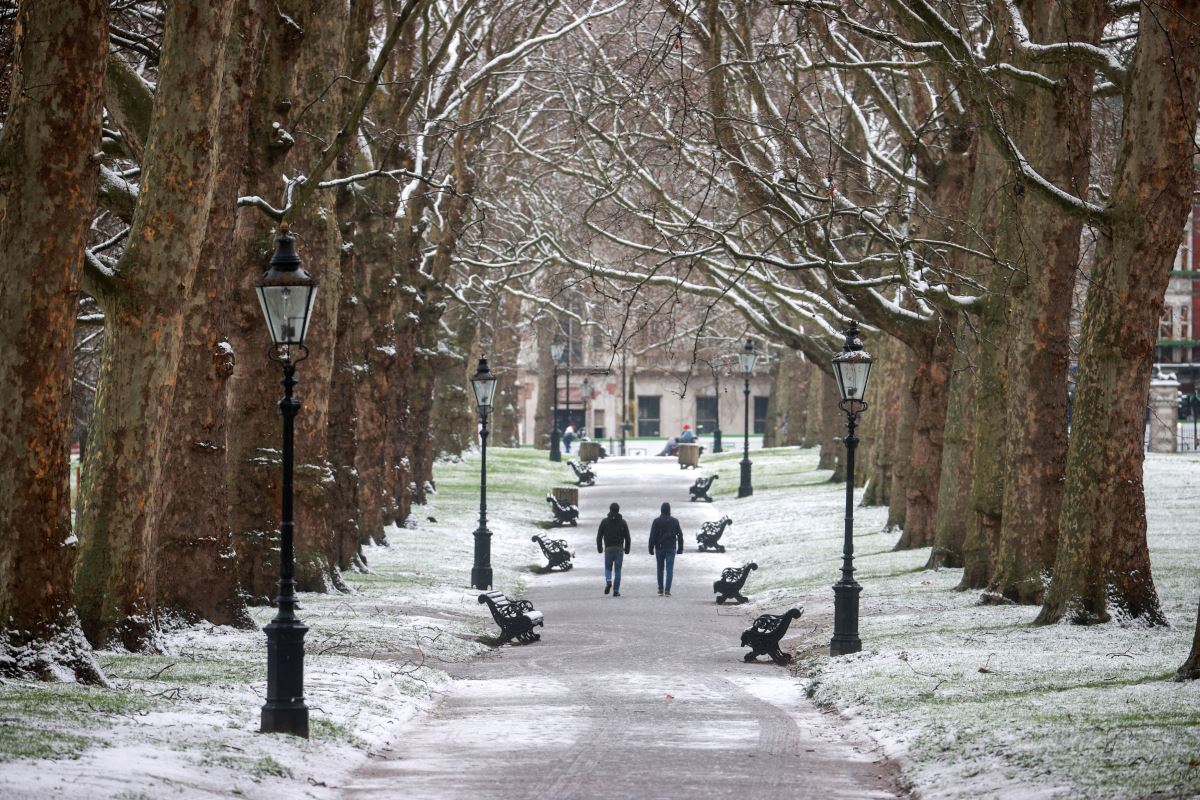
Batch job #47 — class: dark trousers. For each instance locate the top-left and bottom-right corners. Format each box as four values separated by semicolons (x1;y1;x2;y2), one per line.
655;549;676;592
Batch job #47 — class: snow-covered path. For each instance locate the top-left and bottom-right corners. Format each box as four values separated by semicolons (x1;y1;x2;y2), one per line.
343;456;901;800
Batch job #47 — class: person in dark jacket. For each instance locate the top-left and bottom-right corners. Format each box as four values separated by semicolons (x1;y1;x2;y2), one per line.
648;502;684;596
596;502;631;596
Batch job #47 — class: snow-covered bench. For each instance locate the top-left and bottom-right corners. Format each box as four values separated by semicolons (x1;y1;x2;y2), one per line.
568;459;595;486
741;608;802;665
713;562;757;604
545;494;579;526
689;474;718;502
532;534;573;572
478;591;543;645
696;515;732;552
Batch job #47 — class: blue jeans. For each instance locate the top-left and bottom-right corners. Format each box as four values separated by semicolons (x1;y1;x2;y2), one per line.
604;550;624;591
655;549;676;592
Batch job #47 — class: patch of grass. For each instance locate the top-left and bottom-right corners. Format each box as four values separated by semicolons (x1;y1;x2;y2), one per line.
0;723;93;761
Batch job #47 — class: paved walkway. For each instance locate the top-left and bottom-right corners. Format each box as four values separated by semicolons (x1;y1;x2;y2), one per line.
344;456;900;800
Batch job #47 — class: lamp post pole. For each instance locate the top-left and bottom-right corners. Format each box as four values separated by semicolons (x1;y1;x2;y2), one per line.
829;322;873;657
737;339;756;498
713;367;724;454
256;226;316;739
470;358;497;590
829;405;862;656
620;350;627;456
549;360;561;462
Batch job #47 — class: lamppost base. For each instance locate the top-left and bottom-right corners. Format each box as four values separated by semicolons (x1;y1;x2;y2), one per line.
471;566;493;591
261;618;310;738
550;429;562;462
829;634;862;657
737;459;753;498
713;429;723;453
261;702;310;738
829;580;862;656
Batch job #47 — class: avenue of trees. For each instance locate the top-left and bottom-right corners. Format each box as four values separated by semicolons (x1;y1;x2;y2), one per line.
0;0;1198;682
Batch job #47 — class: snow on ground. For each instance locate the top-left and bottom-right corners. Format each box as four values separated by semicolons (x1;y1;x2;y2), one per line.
0;449;564;800
697;446;1200;800
3;445;1197;799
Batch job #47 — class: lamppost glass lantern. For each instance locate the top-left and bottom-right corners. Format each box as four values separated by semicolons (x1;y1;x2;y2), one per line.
471;357;498;414
550;342;565;363
831;325;873;411
738;339;758;376
256;225;318;350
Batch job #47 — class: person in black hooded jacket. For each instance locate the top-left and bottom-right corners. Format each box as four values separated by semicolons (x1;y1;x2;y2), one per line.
596;502;631;596
648;502;684;596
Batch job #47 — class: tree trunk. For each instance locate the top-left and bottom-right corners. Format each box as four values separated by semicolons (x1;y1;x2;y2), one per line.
861;336;901;507
1038;3;1200;625
152;3;262;627
1178;599;1200;681
927;326;976;569
886;348;917;532
227;1;318;602
818;370;845;481
989;1;1100;604
0;0;108;681
894;326;955;550
75;0;236;649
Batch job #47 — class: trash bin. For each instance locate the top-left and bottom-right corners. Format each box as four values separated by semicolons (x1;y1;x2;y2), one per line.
677;442;702;469
552;486;580;506
579;441;601;463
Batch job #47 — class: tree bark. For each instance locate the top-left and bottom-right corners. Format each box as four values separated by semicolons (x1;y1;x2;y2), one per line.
151;3;262;628
0;0;108;681
885;347;917;532
989;0;1100;604
1038;2;1200;625
74;0;236;649
1178;599;1200;681
927;325;976;569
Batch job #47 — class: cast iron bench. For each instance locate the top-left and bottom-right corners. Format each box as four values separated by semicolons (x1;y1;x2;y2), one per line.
696;515;732;552
478;591;543;645
713;562;757;604
545;494;579;526
741;608;803;665
568;459;596;486
532;534;574;572
689;474;718;502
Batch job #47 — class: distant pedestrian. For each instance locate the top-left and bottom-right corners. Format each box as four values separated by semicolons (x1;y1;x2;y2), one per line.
648;502;684;596
563;423;577;453
597;502;631;597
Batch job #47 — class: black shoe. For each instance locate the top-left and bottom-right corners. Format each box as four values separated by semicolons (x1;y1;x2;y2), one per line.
665;590;671;596
613;591;620;597
657;588;663;595
604;581;612;595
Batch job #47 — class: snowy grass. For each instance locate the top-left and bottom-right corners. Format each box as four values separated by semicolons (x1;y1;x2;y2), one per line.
698;445;1200;800
0;448;565;799
3;447;1196;799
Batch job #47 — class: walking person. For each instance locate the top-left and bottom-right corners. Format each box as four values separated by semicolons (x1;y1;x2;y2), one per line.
648;502;684;596
563;423;577;454
597;502;631;597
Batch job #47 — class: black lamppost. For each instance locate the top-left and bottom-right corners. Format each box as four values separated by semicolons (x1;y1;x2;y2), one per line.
737;339;757;498
829;322;874;657
549;342;564;462
470;357;498;590
581;376;592;438
712;362;724;454
255;224;319;738
620;348;629;456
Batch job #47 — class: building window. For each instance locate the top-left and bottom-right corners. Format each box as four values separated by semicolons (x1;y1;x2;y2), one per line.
1160;306;1174;339
696;397;718;436
593;409;605;440
753;396;769;434
637;395;660;437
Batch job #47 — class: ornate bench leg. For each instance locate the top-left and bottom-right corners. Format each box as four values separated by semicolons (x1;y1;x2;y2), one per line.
744;650;759;663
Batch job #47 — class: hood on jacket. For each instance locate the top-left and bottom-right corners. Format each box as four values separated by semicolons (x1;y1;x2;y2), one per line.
660;502;671;516
608;502;621;518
